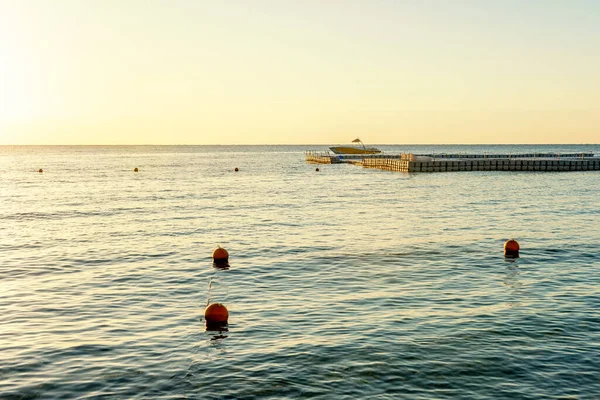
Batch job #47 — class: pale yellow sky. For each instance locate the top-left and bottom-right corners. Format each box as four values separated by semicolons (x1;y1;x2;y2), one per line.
1;0;599;145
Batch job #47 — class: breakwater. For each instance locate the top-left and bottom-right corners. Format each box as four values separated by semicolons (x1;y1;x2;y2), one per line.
306;151;600;173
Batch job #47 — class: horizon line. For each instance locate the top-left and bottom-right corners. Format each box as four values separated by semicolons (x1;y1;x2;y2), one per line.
0;143;599;147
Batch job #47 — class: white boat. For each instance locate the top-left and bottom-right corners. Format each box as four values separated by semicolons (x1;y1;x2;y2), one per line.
329;138;381;155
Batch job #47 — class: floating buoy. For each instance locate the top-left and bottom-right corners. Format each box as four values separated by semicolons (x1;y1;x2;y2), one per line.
316;168;320;172
212;246;229;262
134;168;139;172
234;167;239;172
204;303;229;326
504;239;520;258
38;169;43;173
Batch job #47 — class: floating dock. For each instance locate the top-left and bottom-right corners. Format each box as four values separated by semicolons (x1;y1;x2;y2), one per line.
305;151;600;173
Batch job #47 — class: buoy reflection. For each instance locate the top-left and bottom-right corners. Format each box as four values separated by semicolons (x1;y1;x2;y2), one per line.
213;261;230;270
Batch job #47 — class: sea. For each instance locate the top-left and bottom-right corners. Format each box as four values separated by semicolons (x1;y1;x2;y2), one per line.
1;144;600;400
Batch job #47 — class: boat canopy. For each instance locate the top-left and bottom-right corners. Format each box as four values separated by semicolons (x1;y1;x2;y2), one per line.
352;138;366;149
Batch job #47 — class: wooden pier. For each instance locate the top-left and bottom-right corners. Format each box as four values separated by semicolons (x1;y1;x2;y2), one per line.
305;151;342;164
305;151;600;173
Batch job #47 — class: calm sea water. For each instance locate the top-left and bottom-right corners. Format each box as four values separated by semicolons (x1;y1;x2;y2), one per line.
1;144;600;400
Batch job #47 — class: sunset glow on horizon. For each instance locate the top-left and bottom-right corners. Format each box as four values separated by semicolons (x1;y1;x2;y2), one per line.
1;0;599;145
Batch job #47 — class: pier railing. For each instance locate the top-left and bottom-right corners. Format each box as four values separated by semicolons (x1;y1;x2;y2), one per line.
305;151;340;164
362;155;600;173
415;152;596;161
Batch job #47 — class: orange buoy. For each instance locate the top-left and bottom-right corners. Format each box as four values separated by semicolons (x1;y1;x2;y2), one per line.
204;303;229;325
134;167;139;172
38;169;43;173
504;239;520;258
212;246;229;261
234;167;239;172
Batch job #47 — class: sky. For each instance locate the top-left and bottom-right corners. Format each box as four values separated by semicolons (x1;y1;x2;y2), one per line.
0;0;599;145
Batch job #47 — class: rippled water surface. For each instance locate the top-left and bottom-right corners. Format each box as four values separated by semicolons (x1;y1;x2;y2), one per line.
1;144;600;399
